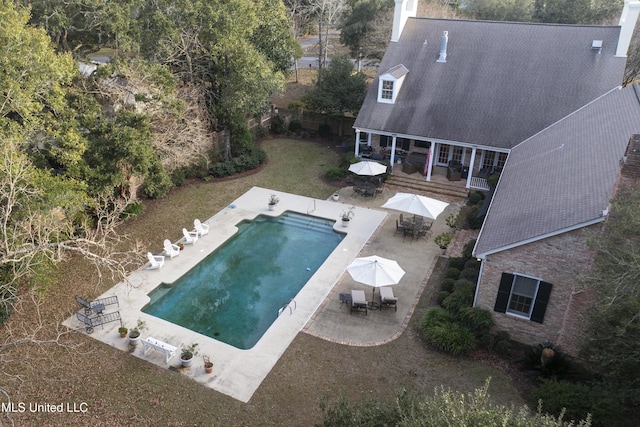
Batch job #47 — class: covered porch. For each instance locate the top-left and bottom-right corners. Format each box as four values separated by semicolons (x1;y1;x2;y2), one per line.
354;129;507;192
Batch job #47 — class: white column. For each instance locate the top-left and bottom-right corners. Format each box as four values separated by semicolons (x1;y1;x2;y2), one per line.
367;132;372;146
355;129;361;157
426;144;435;181
466;146;477;189
390;135;397;172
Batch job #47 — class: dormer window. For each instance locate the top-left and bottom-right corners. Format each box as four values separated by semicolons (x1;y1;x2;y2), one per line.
377;64;408;104
381;80;394;100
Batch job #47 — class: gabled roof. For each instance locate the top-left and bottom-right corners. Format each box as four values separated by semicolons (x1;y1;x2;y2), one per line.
355;18;625;148
474;85;640;257
382;64;409;79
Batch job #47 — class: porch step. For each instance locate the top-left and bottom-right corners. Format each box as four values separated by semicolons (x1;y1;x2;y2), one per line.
386;174;469;199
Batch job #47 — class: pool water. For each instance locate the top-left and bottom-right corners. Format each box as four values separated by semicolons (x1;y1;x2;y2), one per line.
142;212;342;349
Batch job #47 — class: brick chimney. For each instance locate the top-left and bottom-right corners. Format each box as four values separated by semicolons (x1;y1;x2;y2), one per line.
616;0;640;57
391;0;418;42
621;134;640;179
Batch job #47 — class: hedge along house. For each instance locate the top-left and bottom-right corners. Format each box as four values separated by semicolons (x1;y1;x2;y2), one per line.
473;85;640;354
353;0;638;191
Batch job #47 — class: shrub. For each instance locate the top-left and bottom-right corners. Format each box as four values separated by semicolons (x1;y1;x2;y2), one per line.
171;167;188;186
121;201;145;220
464;258;481;270
460;307;493;335
143;162;173;199
442;289;473;313
453;279;475;294
462;239;476;259
445;267;460;280
436;290;450;306
459;267;480;282
271;115;286;133
288;118;303;134
531;379;624;427
448;257;467;270
467;191;483;205
423;321;476;355
325;167;348;181
420;307;455;330
522;343;573;379
252;124;269;139
478;333;495;350
495;339;512;358
440;278;456;293
209;161;237;178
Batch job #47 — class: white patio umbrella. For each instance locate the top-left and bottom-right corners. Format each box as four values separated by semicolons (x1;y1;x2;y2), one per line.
348;161;387;176
347;255;405;302
381;192;449;220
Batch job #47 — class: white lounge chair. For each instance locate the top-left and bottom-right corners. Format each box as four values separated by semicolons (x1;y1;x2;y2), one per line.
163;239;180;259
146;252;165;270
193;219;210;237
350;290;368;315
182;228;198;245
380;286;398;312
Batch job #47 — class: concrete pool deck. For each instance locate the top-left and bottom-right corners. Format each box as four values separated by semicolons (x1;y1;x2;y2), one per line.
63;185;463;402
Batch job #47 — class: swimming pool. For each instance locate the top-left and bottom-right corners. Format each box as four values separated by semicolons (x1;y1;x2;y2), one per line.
142;212;343;349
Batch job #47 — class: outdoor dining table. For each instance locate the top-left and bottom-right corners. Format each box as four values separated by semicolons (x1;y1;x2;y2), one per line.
401;216;430;240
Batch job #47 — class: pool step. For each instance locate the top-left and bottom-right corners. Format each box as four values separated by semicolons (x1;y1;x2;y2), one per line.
276;214;337;235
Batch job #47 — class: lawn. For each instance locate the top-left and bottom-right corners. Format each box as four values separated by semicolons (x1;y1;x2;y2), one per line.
1;139;524;426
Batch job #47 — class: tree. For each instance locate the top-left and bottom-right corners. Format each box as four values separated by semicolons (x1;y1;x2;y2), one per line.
339;0;394;69
461;0;533;22
581;182;640;407
303;54;368;117
532;0;623;24
308;0;348;70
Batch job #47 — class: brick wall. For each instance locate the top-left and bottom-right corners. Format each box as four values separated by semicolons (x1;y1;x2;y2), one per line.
475;226;598;355
622;134;640;179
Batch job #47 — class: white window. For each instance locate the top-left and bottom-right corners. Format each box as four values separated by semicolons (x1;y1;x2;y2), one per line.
507;275;539;317
381;80;394;100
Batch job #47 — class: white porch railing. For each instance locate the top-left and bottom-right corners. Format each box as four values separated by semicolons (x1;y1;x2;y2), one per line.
469;177;490;191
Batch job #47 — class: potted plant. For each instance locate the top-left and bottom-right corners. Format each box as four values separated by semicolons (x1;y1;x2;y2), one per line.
118;325;128;338
180;343;199;368
203;355;213;374
177;242;185;251
340;206;355;227
268;194;279;211
128;319;146;346
434;232;452;254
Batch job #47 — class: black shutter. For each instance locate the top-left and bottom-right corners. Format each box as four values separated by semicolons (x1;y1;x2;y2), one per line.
530;281;553;323
494;273;514;313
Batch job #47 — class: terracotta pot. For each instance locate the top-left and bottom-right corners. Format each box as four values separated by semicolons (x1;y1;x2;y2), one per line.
205;362;213;374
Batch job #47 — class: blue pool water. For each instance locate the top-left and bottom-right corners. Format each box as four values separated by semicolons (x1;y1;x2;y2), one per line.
142;212;342;349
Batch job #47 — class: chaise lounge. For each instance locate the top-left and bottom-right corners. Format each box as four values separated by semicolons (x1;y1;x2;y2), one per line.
350;290;368;315
75;295;119;316
379;286;398;311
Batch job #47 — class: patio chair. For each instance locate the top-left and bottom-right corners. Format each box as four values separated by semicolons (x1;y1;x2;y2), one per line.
193;219;210;237
146;252;165;270
379;287;398;312
395;219;405;236
182;228;198;245
163;239;180;259
350;290;368;315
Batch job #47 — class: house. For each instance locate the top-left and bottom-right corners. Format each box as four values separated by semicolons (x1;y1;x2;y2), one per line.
473;86;640;354
353;0;638;191
354;0;640;353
